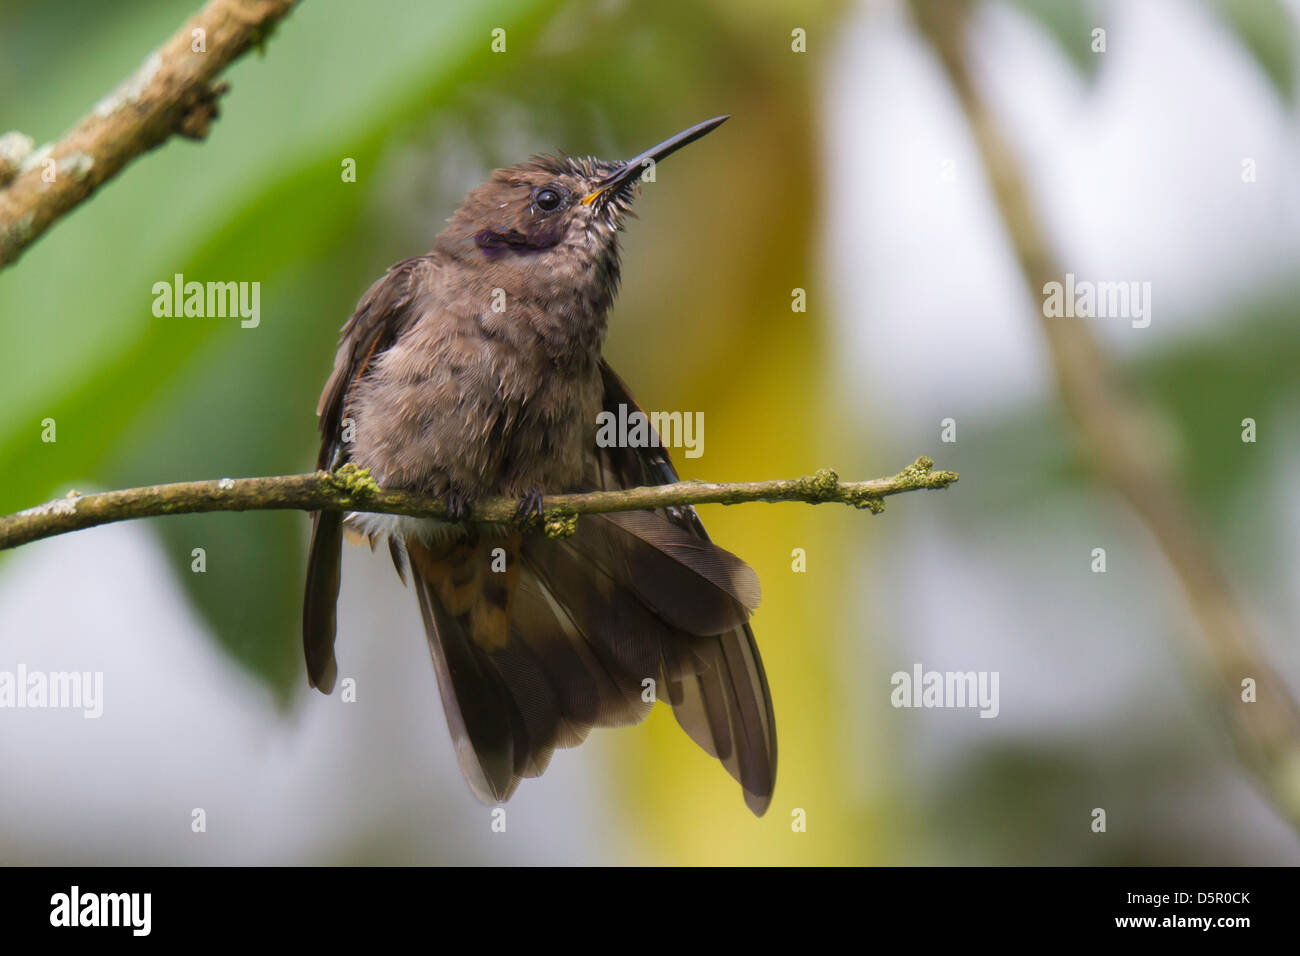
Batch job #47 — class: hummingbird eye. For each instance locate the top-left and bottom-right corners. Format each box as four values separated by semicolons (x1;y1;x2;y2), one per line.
533;186;564;212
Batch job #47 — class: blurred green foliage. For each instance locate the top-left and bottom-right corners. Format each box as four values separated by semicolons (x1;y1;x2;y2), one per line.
1006;0;1295;101
1209;0;1296;102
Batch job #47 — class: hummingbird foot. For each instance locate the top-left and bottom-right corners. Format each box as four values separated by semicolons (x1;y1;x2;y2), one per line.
514;488;545;522
443;489;474;522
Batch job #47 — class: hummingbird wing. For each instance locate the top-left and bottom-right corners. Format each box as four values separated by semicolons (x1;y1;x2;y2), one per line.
303;257;427;692
587;361;777;816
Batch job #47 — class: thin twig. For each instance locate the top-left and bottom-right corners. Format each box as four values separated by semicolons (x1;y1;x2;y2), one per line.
0;0;299;269
0;457;958;552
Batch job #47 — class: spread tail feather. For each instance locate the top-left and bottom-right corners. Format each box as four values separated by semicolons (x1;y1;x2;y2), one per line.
665;622;776;816
303;510;343;693
405;512;775;814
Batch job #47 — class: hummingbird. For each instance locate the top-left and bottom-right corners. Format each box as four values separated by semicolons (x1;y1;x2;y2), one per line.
302;116;776;815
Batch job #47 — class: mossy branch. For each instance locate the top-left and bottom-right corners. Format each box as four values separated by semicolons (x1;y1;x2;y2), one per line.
0;0;299;269
0;457;957;552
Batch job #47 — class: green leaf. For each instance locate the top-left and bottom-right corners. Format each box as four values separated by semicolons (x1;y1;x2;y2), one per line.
1207;0;1296;103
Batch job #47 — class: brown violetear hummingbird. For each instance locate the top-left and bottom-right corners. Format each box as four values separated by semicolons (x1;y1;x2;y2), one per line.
302;116;776;815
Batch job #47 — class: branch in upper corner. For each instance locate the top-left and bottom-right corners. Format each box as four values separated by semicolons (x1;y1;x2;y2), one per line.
0;457;958;552
0;0;299;269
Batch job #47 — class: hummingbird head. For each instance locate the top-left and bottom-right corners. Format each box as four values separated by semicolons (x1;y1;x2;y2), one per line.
437;116;729;300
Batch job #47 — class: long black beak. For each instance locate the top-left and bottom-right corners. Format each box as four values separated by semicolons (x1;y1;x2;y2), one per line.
583;115;729;204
